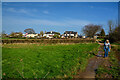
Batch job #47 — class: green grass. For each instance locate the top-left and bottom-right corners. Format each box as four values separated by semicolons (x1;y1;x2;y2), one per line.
111;42;120;45
2;43;99;78
97;38;104;41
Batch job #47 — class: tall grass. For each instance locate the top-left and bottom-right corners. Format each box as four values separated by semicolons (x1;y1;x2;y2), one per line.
2;43;99;78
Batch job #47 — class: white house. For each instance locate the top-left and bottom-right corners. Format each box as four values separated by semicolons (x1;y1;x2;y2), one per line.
23;33;38;38
43;31;60;38
63;31;78;38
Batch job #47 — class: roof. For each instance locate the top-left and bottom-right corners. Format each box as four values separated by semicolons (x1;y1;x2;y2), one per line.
49;35;53;37
28;33;37;34
64;31;77;34
45;31;60;35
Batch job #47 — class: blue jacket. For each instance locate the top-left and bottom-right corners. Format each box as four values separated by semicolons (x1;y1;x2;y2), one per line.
104;42;110;52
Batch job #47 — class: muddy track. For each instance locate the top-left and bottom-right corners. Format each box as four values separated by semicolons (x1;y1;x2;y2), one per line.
73;43;110;78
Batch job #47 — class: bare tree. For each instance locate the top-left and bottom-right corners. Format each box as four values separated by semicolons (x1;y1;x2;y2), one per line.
108;20;114;34
45;31;46;34
108;20;120;43
24;28;35;34
40;31;44;37
1;31;7;38
83;24;102;38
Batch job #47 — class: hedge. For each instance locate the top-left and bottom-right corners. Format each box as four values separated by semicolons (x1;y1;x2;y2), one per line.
1;39;96;44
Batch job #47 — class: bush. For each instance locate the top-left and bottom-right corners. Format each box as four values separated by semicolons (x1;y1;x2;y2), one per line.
109;26;120;43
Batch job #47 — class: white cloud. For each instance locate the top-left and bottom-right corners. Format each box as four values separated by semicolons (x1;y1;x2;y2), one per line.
6;8;28;14
3;16;92;27
7;8;17;12
6;8;37;14
43;10;49;14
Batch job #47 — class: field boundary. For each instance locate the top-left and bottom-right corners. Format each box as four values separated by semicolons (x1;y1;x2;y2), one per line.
1;39;96;44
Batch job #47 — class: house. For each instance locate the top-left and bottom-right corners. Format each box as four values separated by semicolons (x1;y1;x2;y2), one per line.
61;34;65;38
23;33;38;38
63;31;78;38
43;31;60;38
94;34;100;39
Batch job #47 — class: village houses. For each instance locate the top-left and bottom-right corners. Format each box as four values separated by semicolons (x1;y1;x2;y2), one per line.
63;31;78;38
43;31;60;38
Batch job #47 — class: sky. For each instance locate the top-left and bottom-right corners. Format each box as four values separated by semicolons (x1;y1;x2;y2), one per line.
2;0;120;2
2;2;118;35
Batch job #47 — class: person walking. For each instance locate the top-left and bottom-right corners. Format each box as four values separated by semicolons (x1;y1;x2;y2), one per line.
104;40;111;58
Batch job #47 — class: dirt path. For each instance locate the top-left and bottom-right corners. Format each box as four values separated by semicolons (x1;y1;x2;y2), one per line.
73;43;110;78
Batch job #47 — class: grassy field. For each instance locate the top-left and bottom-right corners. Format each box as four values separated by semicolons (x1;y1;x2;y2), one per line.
2;43;99;78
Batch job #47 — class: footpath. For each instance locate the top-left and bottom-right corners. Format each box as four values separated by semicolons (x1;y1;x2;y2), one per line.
73;43;111;78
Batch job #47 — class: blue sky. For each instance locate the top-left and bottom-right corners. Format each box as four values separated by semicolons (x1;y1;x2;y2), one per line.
2;2;118;35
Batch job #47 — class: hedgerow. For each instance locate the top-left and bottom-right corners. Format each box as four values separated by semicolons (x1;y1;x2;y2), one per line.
2;39;96;44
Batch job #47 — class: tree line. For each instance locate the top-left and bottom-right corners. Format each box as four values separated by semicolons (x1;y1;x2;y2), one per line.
1;20;120;43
